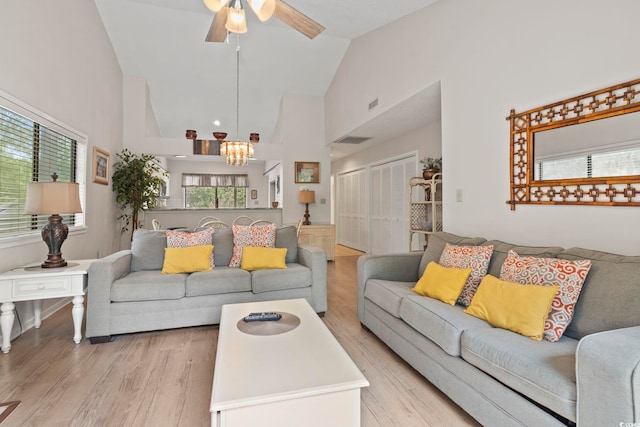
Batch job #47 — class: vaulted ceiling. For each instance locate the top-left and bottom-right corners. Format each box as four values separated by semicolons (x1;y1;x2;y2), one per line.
95;0;441;157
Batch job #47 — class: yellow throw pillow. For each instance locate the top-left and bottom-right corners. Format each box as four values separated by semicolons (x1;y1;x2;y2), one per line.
240;246;288;271
464;275;559;341
161;245;213;274
412;261;472;305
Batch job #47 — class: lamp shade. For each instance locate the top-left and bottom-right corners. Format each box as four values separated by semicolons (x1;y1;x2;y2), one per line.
203;0;230;12
24;181;83;215
226;7;248;33
299;190;316;204
247;0;276;21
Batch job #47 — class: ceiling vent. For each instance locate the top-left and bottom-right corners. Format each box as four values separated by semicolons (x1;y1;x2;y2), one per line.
333;136;372;145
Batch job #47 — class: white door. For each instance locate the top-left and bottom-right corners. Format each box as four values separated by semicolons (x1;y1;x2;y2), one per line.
370;156;416;255
336;168;367;251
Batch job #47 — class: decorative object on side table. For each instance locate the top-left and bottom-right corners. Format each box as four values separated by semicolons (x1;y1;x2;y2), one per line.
420;156;442;180
299;189;315;225
24;173;83;268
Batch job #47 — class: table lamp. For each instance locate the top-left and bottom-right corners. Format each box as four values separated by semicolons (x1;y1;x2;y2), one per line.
299;190;315;225
24;173;83;268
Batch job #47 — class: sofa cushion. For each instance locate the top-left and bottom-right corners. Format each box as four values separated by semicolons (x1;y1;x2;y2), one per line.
241;247;287;271
212;228;234;267
364;279;415;318
275;226;298;264
229;223;277;267
559;247;640;339
412;261;470;305
500;250;592;342
166;228;215;267
111;270;186;302
464;275;558;341
398;294;492;356
461;327;579;422
161;245;213;274
482;239;564;278
130;229;167;272
418;232;486;277
250;263;311;293
439;243;494;306
185;267;251;297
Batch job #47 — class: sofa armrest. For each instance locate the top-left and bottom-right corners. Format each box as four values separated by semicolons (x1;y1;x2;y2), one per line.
576;326;640;426
85;250;132;339
297;243;327;313
357;253;423;322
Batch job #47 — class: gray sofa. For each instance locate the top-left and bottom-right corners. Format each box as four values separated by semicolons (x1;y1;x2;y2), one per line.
86;226;327;343
357;231;640;427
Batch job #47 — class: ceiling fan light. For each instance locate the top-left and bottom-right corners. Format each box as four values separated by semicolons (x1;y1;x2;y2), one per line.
203;0;230;12
248;0;276;22
225;8;247;33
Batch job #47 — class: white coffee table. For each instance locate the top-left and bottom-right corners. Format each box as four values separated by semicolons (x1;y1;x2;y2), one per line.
210;298;369;427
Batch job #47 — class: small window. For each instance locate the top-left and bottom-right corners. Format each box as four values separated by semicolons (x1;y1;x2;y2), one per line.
0;91;86;244
182;174;247;208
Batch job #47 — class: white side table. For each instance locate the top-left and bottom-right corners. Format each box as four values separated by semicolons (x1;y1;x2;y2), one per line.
0;259;94;354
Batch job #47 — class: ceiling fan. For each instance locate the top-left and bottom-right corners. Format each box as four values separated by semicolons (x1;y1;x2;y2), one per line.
203;0;325;42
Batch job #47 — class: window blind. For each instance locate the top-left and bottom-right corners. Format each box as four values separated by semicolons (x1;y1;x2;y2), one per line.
182;173;249;187
0;105;85;239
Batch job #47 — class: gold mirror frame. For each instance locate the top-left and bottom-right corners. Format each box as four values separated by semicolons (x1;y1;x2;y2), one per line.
507;77;640;210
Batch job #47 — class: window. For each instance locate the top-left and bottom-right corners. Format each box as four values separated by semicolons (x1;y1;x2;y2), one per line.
182;174;247;208
0;91;86;245
535;145;640;180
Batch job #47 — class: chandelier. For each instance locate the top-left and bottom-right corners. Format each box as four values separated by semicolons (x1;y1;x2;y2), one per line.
219;137;256;166
217;36;257;166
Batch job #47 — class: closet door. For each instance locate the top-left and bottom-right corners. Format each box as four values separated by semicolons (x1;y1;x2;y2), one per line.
337;168;367;251
370;156;416;255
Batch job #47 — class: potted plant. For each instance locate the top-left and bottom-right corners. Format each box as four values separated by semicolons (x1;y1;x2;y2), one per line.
420;157;442;179
112;149;166;240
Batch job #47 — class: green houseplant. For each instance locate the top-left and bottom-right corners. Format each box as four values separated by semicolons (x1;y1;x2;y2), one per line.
111;149;166;240
420;157;442;179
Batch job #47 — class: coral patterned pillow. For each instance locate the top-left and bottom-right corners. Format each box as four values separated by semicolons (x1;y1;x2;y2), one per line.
228;224;277;268
439;243;494;307
166;228;216;268
499;250;592;342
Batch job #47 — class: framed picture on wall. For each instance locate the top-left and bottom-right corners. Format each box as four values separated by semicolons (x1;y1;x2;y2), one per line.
295;161;320;184
93;147;110;185
251;189;257;199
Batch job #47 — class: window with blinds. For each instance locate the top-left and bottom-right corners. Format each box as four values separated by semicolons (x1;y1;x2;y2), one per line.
535;145;640;180
0;93;86;243
182;173;248;208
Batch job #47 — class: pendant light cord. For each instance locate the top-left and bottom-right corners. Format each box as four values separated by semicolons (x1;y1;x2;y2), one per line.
235;34;240;141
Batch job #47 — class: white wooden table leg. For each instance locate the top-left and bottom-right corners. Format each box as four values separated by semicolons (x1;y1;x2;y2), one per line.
71;295;84;344
33;299;42;328
1;302;15;354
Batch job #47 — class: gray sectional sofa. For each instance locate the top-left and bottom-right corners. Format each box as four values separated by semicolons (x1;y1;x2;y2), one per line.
357;231;640;427
86;226;327;342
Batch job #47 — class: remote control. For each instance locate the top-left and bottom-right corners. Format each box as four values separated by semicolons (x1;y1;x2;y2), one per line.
243;312;282;322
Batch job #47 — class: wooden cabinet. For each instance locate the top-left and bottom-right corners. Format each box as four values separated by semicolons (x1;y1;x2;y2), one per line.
298;224;335;261
409;175;442;251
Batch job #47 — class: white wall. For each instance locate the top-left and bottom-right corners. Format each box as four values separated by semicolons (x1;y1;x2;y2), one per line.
277;94;332;226
326;0;640;255
332;123;441;175
0;0;123;337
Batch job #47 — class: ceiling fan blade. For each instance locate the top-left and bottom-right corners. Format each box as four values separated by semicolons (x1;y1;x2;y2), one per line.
273;1;325;39
205;6;229;42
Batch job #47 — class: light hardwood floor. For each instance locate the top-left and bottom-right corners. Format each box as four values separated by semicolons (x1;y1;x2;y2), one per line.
0;253;479;426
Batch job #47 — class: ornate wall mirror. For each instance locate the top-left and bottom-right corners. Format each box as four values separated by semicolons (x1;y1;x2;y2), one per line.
507;77;640;209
